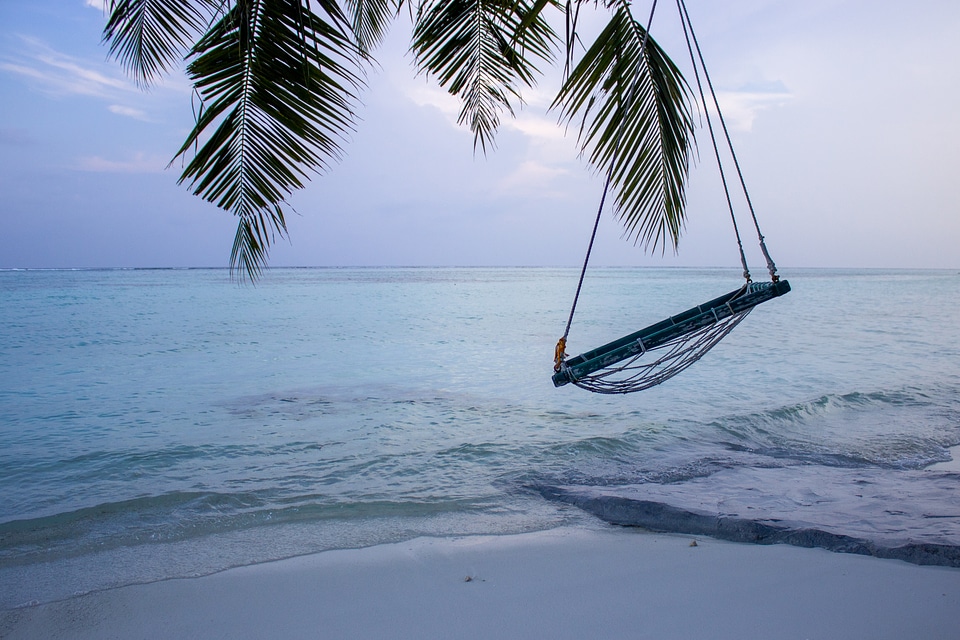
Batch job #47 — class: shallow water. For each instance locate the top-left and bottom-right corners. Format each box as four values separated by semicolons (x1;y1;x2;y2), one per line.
1;267;958;606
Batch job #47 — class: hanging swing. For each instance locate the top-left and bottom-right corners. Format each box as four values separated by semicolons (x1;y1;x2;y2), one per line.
553;0;790;394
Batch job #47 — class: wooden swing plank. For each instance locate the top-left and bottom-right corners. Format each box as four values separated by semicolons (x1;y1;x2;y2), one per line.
552;279;791;387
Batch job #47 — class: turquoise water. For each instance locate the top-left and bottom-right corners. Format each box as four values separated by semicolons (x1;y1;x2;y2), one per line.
2;267;959;606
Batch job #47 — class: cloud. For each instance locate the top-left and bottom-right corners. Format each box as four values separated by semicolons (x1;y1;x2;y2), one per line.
498;160;571;196
716;82;792;132
403;82;462;127
84;0;107;11
108;104;151;121
503;113;565;143
1;36;136;99
74;152;168;173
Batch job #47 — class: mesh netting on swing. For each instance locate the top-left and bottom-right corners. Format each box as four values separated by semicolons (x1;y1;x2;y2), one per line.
552;0;790;394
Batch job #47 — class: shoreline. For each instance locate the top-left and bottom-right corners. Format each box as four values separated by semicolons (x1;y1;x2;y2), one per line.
3;526;959;640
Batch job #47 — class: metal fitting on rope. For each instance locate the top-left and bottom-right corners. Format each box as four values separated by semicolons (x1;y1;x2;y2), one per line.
554;337;567;372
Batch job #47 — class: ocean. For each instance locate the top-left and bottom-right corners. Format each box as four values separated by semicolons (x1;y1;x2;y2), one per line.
2;267;958;608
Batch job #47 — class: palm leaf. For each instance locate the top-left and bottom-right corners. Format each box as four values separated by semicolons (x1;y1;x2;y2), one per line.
412;0;558;152
103;0;219;87
553;3;694;252
343;0;397;53
174;0;366;279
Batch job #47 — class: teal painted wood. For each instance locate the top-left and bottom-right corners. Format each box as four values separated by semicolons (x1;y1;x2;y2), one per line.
552;280;791;387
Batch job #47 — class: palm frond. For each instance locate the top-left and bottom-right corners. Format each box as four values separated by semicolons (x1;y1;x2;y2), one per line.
553;3;694;252
174;0;365;280
412;0;558;152
343;0;397;53
103;0;219;87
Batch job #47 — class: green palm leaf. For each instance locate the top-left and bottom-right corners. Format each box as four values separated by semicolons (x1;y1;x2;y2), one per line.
103;0;218;87
412;0;558;152
554;3;694;252
173;0;365;279
343;0;397;53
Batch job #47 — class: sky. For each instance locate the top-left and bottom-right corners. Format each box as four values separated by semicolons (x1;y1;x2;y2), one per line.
0;0;958;270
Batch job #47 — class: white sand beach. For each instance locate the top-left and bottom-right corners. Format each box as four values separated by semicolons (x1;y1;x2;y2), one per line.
3;526;959;640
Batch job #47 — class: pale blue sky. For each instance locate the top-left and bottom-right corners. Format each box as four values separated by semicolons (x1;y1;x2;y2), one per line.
1;0;958;270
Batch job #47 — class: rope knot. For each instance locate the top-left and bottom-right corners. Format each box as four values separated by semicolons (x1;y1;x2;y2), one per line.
554;337;567;372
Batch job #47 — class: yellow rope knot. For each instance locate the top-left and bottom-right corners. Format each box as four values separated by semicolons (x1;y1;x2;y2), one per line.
554;337;567;372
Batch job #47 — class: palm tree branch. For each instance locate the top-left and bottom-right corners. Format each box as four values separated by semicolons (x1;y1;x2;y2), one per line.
553;4;694;252
342;0;397;53
174;0;366;279
412;0;558;152
103;0;220;87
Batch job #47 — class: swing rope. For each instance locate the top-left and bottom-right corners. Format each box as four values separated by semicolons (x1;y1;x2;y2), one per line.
675;0;751;282
676;0;778;282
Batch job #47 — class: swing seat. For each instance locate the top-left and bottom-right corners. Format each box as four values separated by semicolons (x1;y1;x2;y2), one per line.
553;279;790;391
